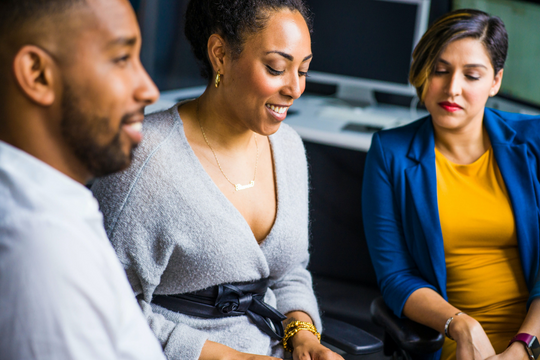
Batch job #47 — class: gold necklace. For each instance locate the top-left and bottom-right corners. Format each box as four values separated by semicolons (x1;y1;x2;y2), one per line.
197;108;259;191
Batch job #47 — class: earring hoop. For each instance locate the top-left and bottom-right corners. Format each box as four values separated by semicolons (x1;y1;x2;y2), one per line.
215;70;221;88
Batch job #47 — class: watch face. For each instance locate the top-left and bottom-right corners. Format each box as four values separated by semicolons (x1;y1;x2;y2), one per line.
530;337;540;359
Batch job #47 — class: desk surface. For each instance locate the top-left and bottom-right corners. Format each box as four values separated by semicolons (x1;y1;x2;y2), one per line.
145;86;429;152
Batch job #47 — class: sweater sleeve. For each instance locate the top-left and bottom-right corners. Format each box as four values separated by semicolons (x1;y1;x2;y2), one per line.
93;173;210;360
269;125;322;331
137;296;208;360
362;132;437;317
271;256;322;332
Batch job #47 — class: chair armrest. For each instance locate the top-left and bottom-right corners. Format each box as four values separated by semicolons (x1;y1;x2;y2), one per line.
321;315;383;355
370;296;444;354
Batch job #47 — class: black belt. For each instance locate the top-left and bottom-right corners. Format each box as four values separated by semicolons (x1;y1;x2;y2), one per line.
151;278;286;340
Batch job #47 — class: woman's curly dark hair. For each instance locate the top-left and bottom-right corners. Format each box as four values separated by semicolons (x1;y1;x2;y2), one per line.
185;0;313;80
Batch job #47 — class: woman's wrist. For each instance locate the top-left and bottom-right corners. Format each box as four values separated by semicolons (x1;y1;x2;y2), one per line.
289;327;321;349
220;347;280;360
448;313;482;342
283;320;321;352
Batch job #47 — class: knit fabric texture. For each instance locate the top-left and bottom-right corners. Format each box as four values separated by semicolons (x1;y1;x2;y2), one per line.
92;104;321;360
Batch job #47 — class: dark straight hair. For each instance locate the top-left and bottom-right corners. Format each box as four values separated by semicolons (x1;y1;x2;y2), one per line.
409;9;508;101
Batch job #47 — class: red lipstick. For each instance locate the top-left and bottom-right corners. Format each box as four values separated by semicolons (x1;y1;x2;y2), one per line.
439;101;462;112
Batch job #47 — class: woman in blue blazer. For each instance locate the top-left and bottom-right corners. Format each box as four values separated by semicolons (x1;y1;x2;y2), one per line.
363;9;540;360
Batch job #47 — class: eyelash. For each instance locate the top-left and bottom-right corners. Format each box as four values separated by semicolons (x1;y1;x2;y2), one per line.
266;65;284;76
114;54;131;65
434;70;480;81
266;65;309;77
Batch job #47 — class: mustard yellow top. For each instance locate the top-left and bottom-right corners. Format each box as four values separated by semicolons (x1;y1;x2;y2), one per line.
435;147;529;360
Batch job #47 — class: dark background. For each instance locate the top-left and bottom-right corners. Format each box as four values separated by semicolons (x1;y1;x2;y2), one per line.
129;0;451;91
308;0;417;85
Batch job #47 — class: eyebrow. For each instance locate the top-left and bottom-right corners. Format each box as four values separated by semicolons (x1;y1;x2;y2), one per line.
438;58;488;69
266;51;313;62
107;36;138;48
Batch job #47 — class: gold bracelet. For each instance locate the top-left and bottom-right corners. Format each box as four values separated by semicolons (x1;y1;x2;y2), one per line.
282;321;321;352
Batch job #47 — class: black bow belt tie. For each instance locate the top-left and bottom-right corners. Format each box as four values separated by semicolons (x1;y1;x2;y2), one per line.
151;278;287;340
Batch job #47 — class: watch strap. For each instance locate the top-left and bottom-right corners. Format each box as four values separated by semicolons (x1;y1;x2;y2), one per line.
509;333;540;360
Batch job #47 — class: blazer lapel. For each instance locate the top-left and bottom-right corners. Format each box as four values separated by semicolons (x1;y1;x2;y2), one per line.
485;110;540;290
404;118;447;297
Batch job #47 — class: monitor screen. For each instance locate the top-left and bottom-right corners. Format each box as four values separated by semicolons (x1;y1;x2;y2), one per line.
308;0;423;87
453;0;540;108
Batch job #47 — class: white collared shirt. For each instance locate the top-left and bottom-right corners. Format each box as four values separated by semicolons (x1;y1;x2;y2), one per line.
0;141;166;360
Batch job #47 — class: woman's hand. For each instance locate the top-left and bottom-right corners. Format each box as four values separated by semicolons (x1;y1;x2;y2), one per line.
450;314;496;360
486;341;530;360
485;298;540;360
484;341;529;360
289;330;343;360
199;340;281;360
283;311;342;360
402;289;496;360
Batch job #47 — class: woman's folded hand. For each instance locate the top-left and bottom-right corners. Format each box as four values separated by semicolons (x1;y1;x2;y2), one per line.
289;330;343;360
484;341;529;360
200;340;281;360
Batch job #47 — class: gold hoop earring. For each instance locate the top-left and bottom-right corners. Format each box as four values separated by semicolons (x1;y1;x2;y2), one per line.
215;70;221;88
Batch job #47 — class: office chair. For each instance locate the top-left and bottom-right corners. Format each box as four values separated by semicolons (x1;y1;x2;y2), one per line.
321;315;383;356
304;141;387;357
302;141;444;359
370;297;444;360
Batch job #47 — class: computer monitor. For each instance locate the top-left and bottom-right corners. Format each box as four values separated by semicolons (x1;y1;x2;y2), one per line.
307;0;431;98
453;0;540;109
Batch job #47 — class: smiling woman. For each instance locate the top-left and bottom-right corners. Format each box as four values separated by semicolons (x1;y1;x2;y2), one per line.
92;1;342;360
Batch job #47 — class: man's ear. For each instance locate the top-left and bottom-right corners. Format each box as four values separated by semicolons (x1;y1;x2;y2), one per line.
207;34;228;76
12;45;57;106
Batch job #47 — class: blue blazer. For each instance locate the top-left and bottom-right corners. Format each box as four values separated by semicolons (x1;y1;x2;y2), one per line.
362;108;540;353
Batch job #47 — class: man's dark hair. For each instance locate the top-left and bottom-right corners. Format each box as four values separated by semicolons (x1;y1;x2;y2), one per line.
184;0;313;80
0;0;86;40
0;0;87;93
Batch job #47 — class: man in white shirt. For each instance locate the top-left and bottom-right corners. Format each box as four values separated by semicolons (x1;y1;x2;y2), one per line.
0;0;166;359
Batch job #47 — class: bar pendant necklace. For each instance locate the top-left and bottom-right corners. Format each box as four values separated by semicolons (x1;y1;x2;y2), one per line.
235;181;255;191
199;119;259;192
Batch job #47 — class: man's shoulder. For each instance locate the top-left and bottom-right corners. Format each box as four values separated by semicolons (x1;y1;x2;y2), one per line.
0;208;137;330
0;211;165;360
0;211;111;278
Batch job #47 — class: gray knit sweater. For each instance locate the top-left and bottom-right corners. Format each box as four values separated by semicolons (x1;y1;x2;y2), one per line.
92;104;321;360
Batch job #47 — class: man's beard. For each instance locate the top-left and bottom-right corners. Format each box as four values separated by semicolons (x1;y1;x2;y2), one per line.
60;81;137;178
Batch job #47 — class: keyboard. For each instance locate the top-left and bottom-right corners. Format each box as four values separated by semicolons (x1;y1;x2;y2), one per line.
317;106;399;128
